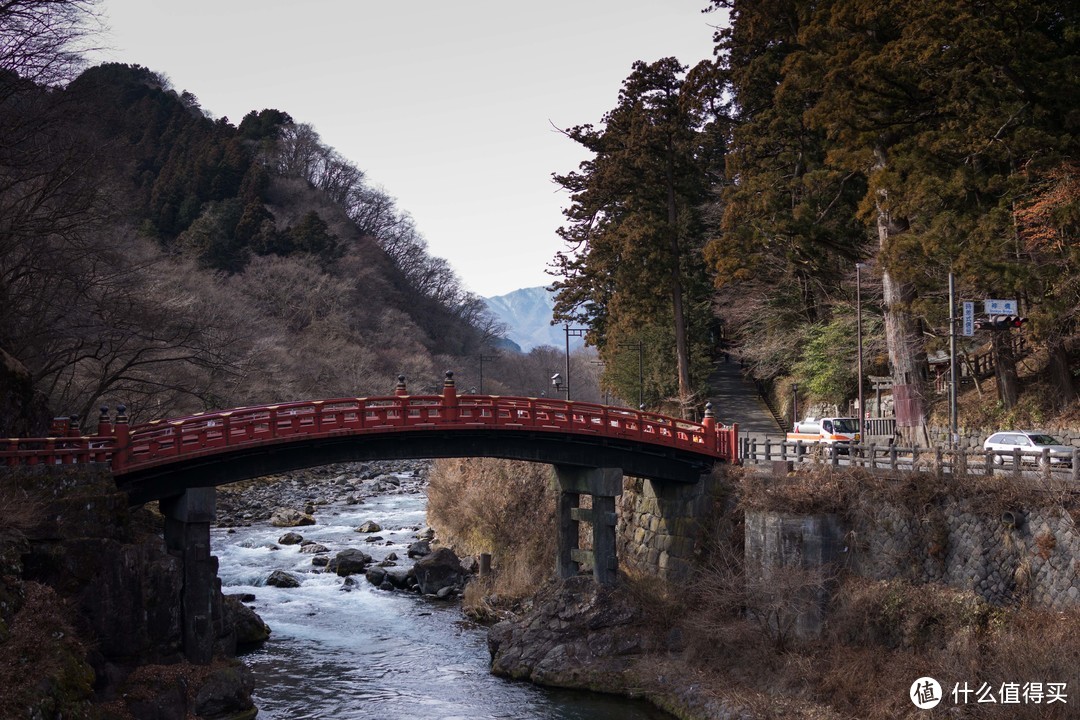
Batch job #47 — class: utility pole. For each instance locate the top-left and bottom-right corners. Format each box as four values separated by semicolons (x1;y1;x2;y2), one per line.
563;325;587;401
478;352;498;394
948;272;958;447
856;262;866;434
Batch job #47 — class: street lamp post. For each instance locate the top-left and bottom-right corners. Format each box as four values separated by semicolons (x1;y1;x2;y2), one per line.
792;382;799;424
856;262;865;433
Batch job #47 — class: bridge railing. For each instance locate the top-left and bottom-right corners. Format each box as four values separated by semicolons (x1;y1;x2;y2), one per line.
739;435;1080;482
2;436;115;466
2;375;739;474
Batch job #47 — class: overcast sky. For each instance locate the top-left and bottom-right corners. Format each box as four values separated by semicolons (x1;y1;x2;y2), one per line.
92;1;721;298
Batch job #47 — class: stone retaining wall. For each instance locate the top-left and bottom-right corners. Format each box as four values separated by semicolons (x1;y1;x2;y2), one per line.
928;425;1080;449
616;472;731;581
617;464;1078;608
850;498;1080;608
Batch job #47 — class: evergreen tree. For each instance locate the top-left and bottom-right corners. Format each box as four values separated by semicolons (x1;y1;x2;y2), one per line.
551;58;721;413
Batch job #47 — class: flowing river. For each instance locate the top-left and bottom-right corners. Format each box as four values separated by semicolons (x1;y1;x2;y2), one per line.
210;468;675;720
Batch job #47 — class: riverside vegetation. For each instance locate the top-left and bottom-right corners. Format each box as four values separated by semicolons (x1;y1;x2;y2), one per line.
426;457;1080;719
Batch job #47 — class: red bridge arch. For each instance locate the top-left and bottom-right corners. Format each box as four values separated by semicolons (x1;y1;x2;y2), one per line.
3;375;738;505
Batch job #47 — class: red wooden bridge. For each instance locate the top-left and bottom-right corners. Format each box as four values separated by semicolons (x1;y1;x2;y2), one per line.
2;373;738;504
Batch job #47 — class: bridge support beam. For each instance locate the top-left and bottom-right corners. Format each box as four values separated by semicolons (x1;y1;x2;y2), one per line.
160;487;217;664
554;466;622;586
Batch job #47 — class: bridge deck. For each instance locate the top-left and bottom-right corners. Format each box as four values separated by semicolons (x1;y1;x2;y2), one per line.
3;388;738;502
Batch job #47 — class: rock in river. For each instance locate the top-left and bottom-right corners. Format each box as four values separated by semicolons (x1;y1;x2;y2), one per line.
330;548;372;576
270;508;316;527
413;547;465;595
278;532;304;545
266;570;301;588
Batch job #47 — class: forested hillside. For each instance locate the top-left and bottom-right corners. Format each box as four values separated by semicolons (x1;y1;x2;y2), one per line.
2;0;1078;437
551;0;1079;431
0;5;501;431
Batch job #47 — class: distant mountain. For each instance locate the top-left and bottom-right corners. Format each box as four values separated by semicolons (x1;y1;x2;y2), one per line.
484;287;586;352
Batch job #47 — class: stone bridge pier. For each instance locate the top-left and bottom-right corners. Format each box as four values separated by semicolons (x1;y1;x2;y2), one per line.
160;487;218;664
555;466;622;586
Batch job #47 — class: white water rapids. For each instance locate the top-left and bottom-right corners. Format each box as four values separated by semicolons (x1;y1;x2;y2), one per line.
210;469;675;720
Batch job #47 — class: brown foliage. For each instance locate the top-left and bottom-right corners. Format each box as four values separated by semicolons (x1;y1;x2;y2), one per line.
0;582;95;717
426;458;556;611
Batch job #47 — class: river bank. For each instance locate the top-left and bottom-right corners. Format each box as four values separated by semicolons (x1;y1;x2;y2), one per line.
231;460;778;719
211;459;676;720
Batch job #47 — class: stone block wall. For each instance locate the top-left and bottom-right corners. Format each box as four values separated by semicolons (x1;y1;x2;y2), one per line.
618;463;1079;609
928;425;1080;449
849;498;1080;608
616;471;731;581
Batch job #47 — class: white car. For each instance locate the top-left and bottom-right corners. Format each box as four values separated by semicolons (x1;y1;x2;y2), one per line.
983;431;1075;467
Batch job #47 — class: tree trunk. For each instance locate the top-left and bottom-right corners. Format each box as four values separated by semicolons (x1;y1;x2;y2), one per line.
1047;337;1077;408
875;148;930;447
666;148;692;417
990;330;1019;409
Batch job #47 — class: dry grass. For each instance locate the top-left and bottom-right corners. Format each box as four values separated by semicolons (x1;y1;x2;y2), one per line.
735;463;1072;524
672;567;1080;718
427;458;557;616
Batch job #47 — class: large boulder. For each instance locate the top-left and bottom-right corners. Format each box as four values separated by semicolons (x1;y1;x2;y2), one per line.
487;576;670;690
224;595;271;648
269;508;315;527
277;532;303;545
413;547;465;595
355;520;382;533
265;570;300;588
329;548;372;577
193;662;257;720
407;539;431;558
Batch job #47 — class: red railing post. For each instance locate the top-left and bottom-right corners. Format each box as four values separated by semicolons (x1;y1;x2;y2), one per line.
395;375;408;397
702;401;717;453
442;370;458;422
96;406;112;437
112;405;130;473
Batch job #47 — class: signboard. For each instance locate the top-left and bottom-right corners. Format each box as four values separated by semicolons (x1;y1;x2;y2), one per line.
962;301;974;336
985;298;1017;315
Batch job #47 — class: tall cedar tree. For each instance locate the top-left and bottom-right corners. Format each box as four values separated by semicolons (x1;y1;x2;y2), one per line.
704;0;870;387
794;0;1080;424
551;58;720;413
708;0;1079;436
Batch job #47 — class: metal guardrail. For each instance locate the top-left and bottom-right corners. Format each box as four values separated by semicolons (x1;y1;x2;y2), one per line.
739;435;1080;481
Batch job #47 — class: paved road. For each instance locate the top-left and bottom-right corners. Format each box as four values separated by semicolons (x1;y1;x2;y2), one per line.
705;359;784;433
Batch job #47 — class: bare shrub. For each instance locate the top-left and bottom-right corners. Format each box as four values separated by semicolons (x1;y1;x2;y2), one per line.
427;458;557;612
805;578;1080;719
686;536;835;658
